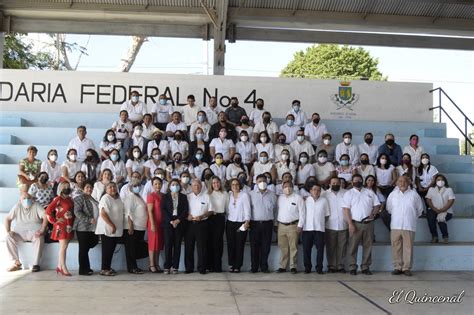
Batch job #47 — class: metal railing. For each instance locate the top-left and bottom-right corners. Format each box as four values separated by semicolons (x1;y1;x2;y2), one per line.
429;87;473;155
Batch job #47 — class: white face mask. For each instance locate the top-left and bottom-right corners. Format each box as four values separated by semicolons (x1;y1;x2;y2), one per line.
133;151;141;159
181;177;190;184
300;157;308;164
49;155;58;162
297;135;305;142
343;138;351;145
69;154;77;162
259;156;268;163
240;135;248;142
281;154;289;161
131;96;139;103
436;180;445;188
260;137;267;143
257;182;267;190
152;154;160;160
107;134;115;142
134;129;142;136
421;158;430;165
323;139;330;145
318;156;327;163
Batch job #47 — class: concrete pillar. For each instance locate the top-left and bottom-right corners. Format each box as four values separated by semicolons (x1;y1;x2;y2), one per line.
213;0;228;75
0;32;4;68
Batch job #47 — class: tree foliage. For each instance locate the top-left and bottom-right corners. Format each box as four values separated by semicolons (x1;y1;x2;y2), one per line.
281;44;386;80
3;33;55;69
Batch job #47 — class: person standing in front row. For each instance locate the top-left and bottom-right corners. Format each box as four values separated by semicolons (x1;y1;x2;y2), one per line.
185;179;212;274
386;175;424;277
276;181;305;274
249;175;277;273
146;177;164;273
343;174;381;275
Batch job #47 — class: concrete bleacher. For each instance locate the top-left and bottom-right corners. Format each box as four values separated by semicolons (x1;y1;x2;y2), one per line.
0;111;473;271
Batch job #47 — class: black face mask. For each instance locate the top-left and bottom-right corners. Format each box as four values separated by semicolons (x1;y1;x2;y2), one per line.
257;104;264;110
313;118;320;124
386;139;395;146
62;188;72;195
204;174;212;181
353;182;363;188
175;135;182;141
239;177;247;185
232;102;238;107
331;185;340;192
234;158;242;164
39;177;48;184
278;138;286;144
365;138;373;145
263;117;270;123
241;118;249;124
361;159;369;165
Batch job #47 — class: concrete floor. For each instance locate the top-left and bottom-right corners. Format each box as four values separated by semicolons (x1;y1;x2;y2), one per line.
0;270;472;314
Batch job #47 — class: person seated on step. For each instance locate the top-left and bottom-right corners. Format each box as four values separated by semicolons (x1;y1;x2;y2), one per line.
67;125;96;162
17;145;42;190
4;192;48;273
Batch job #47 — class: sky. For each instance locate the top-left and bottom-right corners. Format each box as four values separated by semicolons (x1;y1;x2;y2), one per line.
28;34;474;139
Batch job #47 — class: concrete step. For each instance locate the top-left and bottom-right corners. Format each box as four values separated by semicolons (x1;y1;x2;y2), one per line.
0;145;68;164
0;239;472;272
1;112;116;128
0;116;25;127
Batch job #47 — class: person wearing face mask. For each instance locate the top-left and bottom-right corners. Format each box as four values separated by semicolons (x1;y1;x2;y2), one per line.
210;127;236;162
296;152;316;188
204;96;224;125
276;181;305;274
253;112;279;144
200;168;215;192
226;153;249;182
386;175;424;276
81;149;101;183
120;171;144;199
358;132;378;165
290;130;316;164
165;152;189;182
122;180;148;274
403;134;425;168
61;148;83;182
304;113;328;150
249;174;277;273
5;192;48;272
209;111;237;142
125;146;145;182
274;133;295;163
316;133;335;163
141;113;158;141
275;172;298;196
336;154;356;185
425;174;455;244
255;131;275;162
28;172;55;209
189;111;211;142
100;149;126;188
335;132;360;165
147;129;169;161
322;177;348;273
378;133;403;167
17;146;42;189
287;99;309;127
161;179;189;274
248;98;266;126
237;171;252;193
120;90;148;124
41;149;62;185
415;153;439;201
169;130;189;160
179;172;193;195
46;181;75;276
279;114;300;144
225;97;247;126
125;125;147;160
375;153;397;199
67;125;96;162
313;150;336;189
235;130;257;168
112;110;133;143
189;148;210;181
181;94;201;129
235;115;253;139
142;169;169;200
165;111;188;140
343;174;381;275
144;148;167;180
210;153;227;183
151;94;174;131
395;154;416;185
274;149;296;184
188;127;210;164
250;152;276;185
356;153;375;183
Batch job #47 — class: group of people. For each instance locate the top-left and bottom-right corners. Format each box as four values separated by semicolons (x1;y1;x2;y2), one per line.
5;93;456;277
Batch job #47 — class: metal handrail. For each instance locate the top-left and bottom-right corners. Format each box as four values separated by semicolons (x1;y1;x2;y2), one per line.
429;87;473;155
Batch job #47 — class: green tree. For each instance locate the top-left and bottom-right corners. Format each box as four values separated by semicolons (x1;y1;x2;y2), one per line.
3;33;55;69
281;44;386;80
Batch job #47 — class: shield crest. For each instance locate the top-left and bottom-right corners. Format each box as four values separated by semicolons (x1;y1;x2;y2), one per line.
338;86;352;101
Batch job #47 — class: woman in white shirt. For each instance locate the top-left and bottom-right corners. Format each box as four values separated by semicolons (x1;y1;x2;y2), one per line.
235;115;253;140
335;154;356;186
235;130;257;168
226;153;249;182
81;149;101;183
101;149;126;188
210;153;227;183
125;146;145;181
41;149;61;185
375;153;397;198
165;152;189;182
395;153;417;186
403;134;425;167
425;174;455;243
255;131;275;162
313;149;336;189
207;176;229;272
416;153;439;198
188;148;209;181
123;182;148;274
250;151;276;185
169;130;189;160
365;174;390;230
356;153;375;183
296;151;316;188
92;169;113;202
95;182;124;276
61;148;83;182
143;148;167;180
189;110;211;142
253;112;278;144
226;178;251;273
100;129;122;160
274;149;296;184
209;127;235;162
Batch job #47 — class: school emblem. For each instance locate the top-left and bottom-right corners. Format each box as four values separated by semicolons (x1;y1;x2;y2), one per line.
330;81;359;110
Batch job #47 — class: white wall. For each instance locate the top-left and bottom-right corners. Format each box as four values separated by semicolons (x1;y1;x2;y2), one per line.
0;69;432;122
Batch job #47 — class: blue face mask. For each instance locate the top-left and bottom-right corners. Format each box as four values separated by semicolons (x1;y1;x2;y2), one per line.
293;105;300;112
196;153;203;160
131;96;139;103
287;119;294;127
170;185;180;193
132;186;141;194
22;198;32;208
159;99;167;105
110;154;119;162
340;160;349;166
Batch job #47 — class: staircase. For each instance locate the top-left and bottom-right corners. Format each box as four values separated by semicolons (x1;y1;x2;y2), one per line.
0;111;473;271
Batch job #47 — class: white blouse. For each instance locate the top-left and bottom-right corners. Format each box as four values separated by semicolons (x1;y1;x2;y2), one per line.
61;160;83;180
123;192;148;231
375;165;395;186
227;192;251;222
235;141;257;164
41;160;62;183
95;194;124;237
209;191;229;214
296;164;315;185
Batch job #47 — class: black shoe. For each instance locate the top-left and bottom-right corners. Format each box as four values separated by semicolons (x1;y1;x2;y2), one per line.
276;268;286;273
251;269;258;273
337;269;346;274
316;269;324;274
185;270;193;274
79;270;93;276
262;269;270;274
199;270;207;275
290;268;297;274
361;269;372;275
403;270;412;277
350;270;357;275
327;268;336;273
391;269;402;275
304;269;311;274
31;265;40;272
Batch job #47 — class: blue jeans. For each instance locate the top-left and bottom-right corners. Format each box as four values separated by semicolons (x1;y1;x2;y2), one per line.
426;209;452;238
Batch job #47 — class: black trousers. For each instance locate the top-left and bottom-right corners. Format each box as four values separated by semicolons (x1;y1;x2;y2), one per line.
101;235;118;270
206;214;226;272
123;229;145;271
249;220;273;272
302;231;325;271
185;220;208;272
76;231;98;273
226;221;248;269
426;209;452;238
163;223;186;270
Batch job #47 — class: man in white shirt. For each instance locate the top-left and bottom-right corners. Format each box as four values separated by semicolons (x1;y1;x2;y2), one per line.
386;175;424;276
249;174;277;273
151;94;174;131
204;96;224;125
323;177;348;273
279;114;300;144
185;179;212;274
335;132;360;165
286;99;309;127
358;132;378;165
67;126;96;162
181;94;201;128
300;184;329;274
304;113;328;149
4;192;48;272
120;91;148;123
249;98;265;126
290;130;315;163
276;181;305;273
141;113;158;140
343;174;381;275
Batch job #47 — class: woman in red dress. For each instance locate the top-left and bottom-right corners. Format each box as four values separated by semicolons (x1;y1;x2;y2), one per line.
146;177;164;273
46;181;75;276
